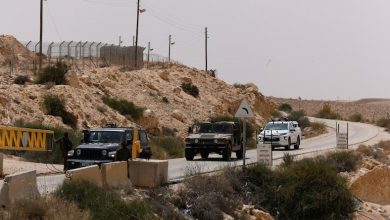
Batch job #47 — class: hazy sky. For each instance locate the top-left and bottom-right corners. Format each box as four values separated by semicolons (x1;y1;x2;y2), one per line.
1;0;390;100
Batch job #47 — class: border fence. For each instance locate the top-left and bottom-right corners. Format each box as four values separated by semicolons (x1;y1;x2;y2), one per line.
15;41;175;73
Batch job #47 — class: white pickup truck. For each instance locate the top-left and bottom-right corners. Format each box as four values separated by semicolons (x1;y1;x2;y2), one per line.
258;121;301;150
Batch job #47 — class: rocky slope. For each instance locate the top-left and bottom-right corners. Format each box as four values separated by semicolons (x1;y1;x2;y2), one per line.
0;35;275;137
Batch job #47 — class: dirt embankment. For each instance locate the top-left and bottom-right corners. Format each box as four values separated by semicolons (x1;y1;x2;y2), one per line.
0;35;275;137
270;97;390;123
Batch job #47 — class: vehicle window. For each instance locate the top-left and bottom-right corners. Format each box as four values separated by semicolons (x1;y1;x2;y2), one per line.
213;124;233;134
198;123;213;133
264;123;288;130
125;131;133;142
87;131;124;143
139;131;148;144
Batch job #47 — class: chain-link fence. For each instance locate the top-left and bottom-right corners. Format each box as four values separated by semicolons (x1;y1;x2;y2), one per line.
1;40;180;76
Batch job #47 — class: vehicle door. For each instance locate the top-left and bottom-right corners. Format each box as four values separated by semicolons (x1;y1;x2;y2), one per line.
139;130;149;149
289;122;297;142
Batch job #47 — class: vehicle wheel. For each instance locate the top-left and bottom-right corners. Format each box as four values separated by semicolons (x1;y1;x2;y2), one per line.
285;137;291;150
201;151;209;159
236;145;243;159
185;149;194;161
294;136;300;150
223;145;232;161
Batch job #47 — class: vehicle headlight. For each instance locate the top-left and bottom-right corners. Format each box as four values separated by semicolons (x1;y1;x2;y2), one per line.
217;139;228;144
195;139;199;144
108;151;117;158
67;150;74;157
101;150;108;156
76;149;82;156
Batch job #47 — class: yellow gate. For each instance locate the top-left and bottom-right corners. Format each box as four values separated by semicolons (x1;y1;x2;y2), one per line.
0;126;54;151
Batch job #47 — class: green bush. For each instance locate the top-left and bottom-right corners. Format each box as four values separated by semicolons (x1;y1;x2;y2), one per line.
20;123;81;164
349;113;363;122
376;117;390;128
325;151;361;172
102;96;145;120
289;110;310;128
43;94;78;128
209;114;255;139
273;158;356;220
36;61;69;85
55;180;154;220
278;103;293;112
14;75;30;85
245;158;356;219
149;137;184;158
181;83;199;98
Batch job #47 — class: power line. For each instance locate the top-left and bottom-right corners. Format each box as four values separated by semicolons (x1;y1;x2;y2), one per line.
45;2;62;41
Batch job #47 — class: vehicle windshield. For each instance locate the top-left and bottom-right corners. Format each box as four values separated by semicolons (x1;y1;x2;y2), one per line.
87;131;124;143
264;123;288;130
195;123;233;134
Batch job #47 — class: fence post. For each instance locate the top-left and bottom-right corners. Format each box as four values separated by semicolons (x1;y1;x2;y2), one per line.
96;42;102;67
67;41;73;64
59;41;65;61
47;42;54;66
33;42;40;74
82;41;88;70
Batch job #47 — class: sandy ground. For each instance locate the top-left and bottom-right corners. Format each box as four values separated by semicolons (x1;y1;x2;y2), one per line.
2;155;63;176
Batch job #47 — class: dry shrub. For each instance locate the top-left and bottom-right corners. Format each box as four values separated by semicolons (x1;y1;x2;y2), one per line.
377;140;390;153
6;197;90;220
13;75;30;85
174;175;241;220
356;145;375;157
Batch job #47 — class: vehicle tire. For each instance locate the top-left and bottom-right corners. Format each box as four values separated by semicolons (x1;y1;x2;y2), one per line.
223;145;232;161
294;136;300;150
285;137;291;150
185;149;194;161
236;145;243;159
201;151;209;159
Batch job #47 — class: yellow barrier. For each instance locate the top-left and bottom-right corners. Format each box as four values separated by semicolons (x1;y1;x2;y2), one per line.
0;126;54;151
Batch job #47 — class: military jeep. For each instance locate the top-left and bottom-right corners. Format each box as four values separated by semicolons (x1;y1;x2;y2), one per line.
66;125;152;170
185;121;243;161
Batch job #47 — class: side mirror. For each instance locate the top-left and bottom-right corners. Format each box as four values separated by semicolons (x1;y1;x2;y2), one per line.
188;127;193;133
260;127;264;132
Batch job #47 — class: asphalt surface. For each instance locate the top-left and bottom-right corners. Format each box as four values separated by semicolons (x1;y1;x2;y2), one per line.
36;117;381;193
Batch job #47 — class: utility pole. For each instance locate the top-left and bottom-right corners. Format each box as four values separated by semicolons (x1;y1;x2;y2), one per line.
134;0;140;68
119;36;123;46
205;27;208;72
168;35;174;63
133;36;135;46
147;41;153;66
39;0;43;72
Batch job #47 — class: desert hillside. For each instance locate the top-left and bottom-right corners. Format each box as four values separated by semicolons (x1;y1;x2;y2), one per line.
270;97;390;123
0;35;275;137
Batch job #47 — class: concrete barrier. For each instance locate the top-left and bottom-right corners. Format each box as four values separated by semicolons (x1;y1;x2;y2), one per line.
128;159;168;188
0;170;40;207
66;165;103;187
101;162;131;189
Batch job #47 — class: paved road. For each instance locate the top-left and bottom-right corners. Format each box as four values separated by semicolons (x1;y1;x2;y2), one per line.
36;118;381;193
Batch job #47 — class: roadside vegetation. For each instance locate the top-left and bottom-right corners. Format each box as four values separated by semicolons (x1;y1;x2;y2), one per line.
36;61;69;85
315;103;341;119
43;93;78;128
102;96;145;120
277;103;293;113
150;150;357;220
376;117;390;128
149;136;184;159
13;75;30;85
55;180;154;220
288;110;326;138
349;112;363;122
